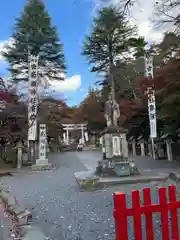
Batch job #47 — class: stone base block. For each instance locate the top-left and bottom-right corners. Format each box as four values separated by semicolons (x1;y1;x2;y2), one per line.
114;161;131;177
96;160;115;176
96;159;140;177
31;163;55;171
74;171;100;189
35;159;48;165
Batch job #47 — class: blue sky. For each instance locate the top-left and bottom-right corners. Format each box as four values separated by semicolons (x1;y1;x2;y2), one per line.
0;0;164;106
0;0;99;106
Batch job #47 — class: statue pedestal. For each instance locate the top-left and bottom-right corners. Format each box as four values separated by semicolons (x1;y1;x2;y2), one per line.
97;126;139;177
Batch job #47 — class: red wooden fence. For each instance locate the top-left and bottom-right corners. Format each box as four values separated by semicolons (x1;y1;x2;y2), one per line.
113;185;180;240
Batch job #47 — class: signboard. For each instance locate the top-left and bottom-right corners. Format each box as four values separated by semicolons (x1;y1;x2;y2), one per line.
112;136;121;156
145;56;153;78
145;55;157;139
28;55;39;141
39;124;47;160
147;88;157;138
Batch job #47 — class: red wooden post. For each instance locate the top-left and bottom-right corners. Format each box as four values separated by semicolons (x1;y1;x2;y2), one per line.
159;187;170;240
132;190;142;240
143;188;154;240
113;192;128;240
168;185;179;239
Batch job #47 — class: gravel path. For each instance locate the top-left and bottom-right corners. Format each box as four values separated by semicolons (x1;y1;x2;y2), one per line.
0;152;178;239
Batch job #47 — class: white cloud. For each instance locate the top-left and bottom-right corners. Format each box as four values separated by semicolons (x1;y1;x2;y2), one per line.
126;0;164;43
0;39;81;93
0;38;14;60
13;74;81;95
0;40;8;60
92;0;166;44
10;74;81;99
49;75;81;92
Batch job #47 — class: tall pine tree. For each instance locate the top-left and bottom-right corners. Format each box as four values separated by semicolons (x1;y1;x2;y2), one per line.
83;7;146;73
3;0;66;83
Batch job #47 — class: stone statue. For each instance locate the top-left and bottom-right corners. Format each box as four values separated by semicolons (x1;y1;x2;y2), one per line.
105;94;120;127
105;94;113;127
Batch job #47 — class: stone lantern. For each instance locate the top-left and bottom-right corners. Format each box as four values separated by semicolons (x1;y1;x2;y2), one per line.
16;138;24;169
137;135;145;156
128;136;136;156
161;133;173;161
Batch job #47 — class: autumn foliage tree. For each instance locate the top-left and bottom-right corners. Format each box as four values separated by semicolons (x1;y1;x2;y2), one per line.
40;97;69;141
128;32;180;138
75;88;106;132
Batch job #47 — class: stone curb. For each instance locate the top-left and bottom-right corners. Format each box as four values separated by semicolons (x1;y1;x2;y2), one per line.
74;171;169;189
99;173;169;186
0;184;45;239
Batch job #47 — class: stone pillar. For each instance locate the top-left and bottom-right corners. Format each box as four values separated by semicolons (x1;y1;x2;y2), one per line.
132;140;136;156
17;146;23;169
148;143;152;157
140;142;145;156
66;129;69;145
100;136;102;145
81;124;84;144
166;141;173;161
92;134;96;147
102;145;106;159
63;132;66;143
84;132;88;142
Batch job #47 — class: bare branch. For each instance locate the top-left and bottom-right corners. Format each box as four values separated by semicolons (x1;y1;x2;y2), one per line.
154;0;180;33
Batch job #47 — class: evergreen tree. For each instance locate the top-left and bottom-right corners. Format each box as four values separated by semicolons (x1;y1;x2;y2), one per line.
82;7;146;103
82;7;146;73
3;0;66;82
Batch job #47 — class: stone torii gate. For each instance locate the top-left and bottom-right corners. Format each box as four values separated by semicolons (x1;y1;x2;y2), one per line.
62;124;87;145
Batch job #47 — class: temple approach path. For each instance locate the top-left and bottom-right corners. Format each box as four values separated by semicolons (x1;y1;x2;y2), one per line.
0;151;179;239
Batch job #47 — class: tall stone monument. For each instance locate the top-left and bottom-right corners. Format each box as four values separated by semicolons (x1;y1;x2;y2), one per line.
97;93;138;177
